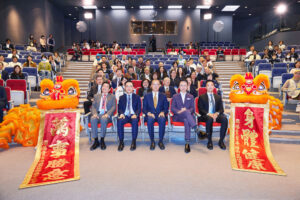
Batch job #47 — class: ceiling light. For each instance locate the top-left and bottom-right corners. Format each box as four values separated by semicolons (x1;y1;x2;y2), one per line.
82;5;97;9
188;6;191;8
73;18;77;20
84;12;93;19
111;6;125;9
140;5;154;9
216;6;219;9
196;5;211;9
245;6;248;8
204;13;212;20
74;7;78;9
103;6;105;8
204;0;212;5
276;3;287;15
159;6;162;9
249;13;252;16
68;13;72;16
168;5;182;9
222;5;240;12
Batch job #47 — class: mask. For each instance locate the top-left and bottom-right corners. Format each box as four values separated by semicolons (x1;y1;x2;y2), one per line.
42;58;47;61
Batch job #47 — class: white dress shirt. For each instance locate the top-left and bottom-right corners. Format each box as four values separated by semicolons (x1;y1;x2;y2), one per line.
207;92;215;114
180;92;186;104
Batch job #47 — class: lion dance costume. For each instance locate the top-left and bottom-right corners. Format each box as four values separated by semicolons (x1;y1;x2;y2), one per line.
0;76;80;149
229;72;283;130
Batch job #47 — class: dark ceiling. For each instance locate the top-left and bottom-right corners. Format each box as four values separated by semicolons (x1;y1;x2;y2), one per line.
50;0;300;20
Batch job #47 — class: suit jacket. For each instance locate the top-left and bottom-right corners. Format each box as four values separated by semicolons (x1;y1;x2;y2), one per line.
171;93;195;121
140;73;152;81
143;92;169;116
118;93;141;117
159;86;176;98
111;77;122;89
138;87;151;98
91;93;116;117
188;85;198;98
170;77;180;88
2;43;14;50
198;93;224;116
0;86;7;108
1;70;9;81
87;84;100;101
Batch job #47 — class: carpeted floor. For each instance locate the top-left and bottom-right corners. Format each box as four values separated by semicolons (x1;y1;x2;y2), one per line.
0;136;300;200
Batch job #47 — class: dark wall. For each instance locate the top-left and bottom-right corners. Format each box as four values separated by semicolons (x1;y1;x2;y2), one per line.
0;0;65;49
65;9;233;48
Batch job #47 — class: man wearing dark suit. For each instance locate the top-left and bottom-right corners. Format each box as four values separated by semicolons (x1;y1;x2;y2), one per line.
2;39;14;51
171;80;201;153
83;76;103;114
198;80;228;150
0;63;9;81
90;82;116;150
143;80;169;150
117;81;141;151
159;77;177;100
0;86;7;122
111;68;123;89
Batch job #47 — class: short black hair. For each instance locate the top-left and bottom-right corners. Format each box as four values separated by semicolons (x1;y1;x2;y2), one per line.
205;80;214;86
179;80;188;85
125;80;133;86
101;81;111;89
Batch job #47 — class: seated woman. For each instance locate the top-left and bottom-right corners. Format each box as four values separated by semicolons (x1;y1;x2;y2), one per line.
10;65;25;79
115;76;128;102
176;67;186;81
71;44;82;61
190;71;200;90
186;77;198;98
48;55;57;74
138;79;151;99
38;55;52;79
152;72;159;81
8;56;22;68
53;52;61;66
23;55;37;68
282;69;300;100
169;69;180;88
171;61;179;73
290;61;300;74
157;66;168;81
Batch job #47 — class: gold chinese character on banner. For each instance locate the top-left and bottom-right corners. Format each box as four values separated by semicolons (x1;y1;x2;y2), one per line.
46;158;70;169
241;129;259;148
50;117;69;137
244;109;255;128
42;169;69;181
49;140;69;158
242;149;266;170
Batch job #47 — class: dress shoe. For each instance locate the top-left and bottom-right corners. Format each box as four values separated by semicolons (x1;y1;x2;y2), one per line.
150;141;155;150
118;141;124;151
158;141;165;150
197;131;207;140
207;141;213;150
100;138;106;150
130;140;136;151
184;144;191;153
218;141;226;150
90;140;99;151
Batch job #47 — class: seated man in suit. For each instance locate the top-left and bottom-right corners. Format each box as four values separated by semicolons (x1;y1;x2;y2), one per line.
0;62;9;81
0;86;7;122
171;80;201;153
90;81;116;151
83;76;104;114
143;80;169;150
117;81;141;151
198;80;228;150
159;77;176;101
111;68;123;89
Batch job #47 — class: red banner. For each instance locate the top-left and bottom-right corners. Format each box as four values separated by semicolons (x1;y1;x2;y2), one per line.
20;110;81;188
229;103;286;175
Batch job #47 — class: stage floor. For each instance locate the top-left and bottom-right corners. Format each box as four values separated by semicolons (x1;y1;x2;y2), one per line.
0;136;299;200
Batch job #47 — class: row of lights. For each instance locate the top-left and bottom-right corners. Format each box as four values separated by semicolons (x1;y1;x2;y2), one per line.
81;5;241;11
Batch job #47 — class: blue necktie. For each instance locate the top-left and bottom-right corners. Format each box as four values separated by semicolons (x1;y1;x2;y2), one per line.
127;95;132;116
210;94;215;113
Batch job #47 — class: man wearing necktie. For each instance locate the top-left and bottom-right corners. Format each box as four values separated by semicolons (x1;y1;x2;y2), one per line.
117;81;141;151
171;80;201;153
143;80;169;150
159;77;177;101
111;68;123;89
90;82;116;150
198;80;228;150
83;76;103;114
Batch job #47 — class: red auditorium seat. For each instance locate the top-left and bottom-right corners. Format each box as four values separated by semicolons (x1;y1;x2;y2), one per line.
6;79;28;105
132;80;142;88
198;87;217;96
0;79;4;87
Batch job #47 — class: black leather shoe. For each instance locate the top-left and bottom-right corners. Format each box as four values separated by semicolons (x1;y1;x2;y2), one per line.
218;141;226;150
90;140;99;151
207;141;213;150
130;140;136;151
100;138;106;150
118;141;124;151
150;141;155;150
158;141;165;150
184;144;191;153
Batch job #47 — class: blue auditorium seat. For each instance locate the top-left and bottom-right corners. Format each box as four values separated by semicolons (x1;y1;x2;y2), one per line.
272;68;287;89
258;63;272;78
273;63;287;68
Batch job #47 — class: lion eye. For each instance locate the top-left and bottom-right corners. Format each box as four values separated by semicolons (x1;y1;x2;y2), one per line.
43;88;50;96
258;82;266;90
68;87;76;95
233;82;240;90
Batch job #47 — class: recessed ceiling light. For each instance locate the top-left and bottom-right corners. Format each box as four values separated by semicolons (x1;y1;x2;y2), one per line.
140;5;154;9
233;13;235;16
216;6;219;9
131;6;134;9
188;6;191;8
245;6;248;8
103;6;105;8
168;5;182;9
84;12;93;19
73;18;77;20
276;3;287;15
82;5;97;9
222;5;240;12
196;5;211;9
74;7;78;9
111;6;126;9
249;13;252;16
204;13;212;20
159;6;162;9
204;0;212;5
68;13;72;16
